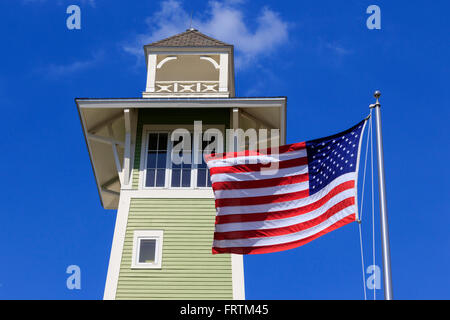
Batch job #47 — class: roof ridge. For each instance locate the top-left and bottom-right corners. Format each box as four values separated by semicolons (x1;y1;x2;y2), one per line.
145;29;232;47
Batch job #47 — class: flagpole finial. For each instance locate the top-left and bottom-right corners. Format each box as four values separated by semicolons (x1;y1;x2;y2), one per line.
374;90;381;103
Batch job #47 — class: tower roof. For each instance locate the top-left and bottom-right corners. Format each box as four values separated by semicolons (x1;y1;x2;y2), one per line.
145;29;232;48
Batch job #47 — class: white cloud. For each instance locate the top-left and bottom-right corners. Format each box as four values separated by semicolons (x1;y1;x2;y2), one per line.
122;0;289;69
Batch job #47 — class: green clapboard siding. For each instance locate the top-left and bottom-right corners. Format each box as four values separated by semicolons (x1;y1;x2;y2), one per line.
115;198;233;300
132;108;230;189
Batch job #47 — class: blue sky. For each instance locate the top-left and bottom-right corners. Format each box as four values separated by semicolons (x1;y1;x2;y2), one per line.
0;0;449;299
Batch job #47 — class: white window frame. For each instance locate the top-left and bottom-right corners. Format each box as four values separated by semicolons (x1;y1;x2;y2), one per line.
131;230;163;269
138;124;224;190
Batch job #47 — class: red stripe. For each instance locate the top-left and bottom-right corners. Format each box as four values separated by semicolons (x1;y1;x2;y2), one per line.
210;157;308;176
215;188;309;207
214;197;355;240
212;173;309;190
212;214;356;254
205;141;306;162
215;180;355;224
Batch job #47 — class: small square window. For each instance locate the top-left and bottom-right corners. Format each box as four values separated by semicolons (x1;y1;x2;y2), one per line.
131;230;163;269
138;239;156;263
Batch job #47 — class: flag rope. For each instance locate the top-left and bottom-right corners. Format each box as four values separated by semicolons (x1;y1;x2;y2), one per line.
370;112;376;300
358;111;373;300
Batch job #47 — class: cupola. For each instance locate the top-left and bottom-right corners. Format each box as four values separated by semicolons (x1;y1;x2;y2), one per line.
143;28;235;98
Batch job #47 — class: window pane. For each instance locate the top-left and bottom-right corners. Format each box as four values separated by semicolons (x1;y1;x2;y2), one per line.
145;169;156;187
148;133;158;151
197;169;206;187
158;133;168;151
172;160;181;169
157;152;167;168
138;239;156;263
203;135;216;153
172;135;183;148
182;151;192;168
147;152;157;168
198;156;207;168
207;172;212;187
182;169;191;187
171;169;181;187
156;169;166;187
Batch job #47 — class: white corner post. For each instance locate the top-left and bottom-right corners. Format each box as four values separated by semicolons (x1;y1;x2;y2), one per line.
146;53;157;93
122;109;132;186
230;107;240;152
230;106;245;299
219;53;228;93
370;91;394;300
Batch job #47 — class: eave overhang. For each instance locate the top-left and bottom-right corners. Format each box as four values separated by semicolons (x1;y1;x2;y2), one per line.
76;96;287;210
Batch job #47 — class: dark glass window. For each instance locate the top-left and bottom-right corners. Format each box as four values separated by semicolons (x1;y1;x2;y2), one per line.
197;135;214;187
145;131;215;188
138;239;156;263
170;135;192;188
145;133;168;187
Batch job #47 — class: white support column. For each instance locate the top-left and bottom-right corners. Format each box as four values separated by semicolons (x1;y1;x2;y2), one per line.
219;53;228;93
122;109;132;186
280;102;286;145
145;53;157;93
231;106;245;299
232;107;239;130
229;107;240;152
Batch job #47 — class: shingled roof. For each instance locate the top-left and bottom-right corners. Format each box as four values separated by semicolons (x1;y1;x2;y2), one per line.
145;28;232;47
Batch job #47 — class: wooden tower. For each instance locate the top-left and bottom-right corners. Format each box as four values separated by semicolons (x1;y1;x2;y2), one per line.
76;29;286;300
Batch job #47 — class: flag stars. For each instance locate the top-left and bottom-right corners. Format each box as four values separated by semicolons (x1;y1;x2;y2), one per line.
307;123;364;194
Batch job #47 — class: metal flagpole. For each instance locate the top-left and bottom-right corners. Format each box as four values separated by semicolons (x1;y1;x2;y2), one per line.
370;91;394;300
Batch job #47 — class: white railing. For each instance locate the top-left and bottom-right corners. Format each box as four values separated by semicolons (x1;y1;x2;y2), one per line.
155;81;220;94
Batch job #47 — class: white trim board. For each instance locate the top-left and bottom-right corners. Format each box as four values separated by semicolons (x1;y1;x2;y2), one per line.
76;98;286;109
103;193;131;300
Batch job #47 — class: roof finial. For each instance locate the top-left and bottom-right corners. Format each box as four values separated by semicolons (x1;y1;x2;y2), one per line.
187;10;196;31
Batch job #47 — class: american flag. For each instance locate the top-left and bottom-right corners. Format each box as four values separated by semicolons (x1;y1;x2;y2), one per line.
205;119;367;254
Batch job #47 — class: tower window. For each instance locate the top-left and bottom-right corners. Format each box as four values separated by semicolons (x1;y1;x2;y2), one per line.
170;134;192;188
196;137;214;187
145;133;168;187
131;230;163;269
143;131;215;189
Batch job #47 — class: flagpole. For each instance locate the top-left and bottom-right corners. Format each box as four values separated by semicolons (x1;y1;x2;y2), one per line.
370;91;394;300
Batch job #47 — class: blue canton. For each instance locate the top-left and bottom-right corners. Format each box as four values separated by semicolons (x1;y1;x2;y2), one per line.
306;120;366;195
